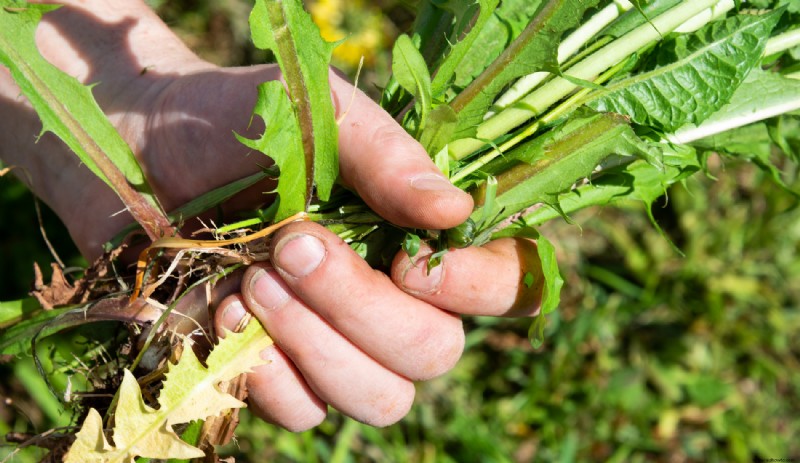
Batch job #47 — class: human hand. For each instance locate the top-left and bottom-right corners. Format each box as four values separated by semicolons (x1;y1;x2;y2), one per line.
0;0;545;432
208;73;543;430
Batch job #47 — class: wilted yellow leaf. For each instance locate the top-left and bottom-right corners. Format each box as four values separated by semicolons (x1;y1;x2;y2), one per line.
64;320;273;463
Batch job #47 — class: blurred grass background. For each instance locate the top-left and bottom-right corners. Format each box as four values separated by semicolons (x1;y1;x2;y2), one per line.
2;1;799;462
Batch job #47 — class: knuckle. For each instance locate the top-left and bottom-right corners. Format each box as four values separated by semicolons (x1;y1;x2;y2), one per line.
359;380;415;428
405;316;465;381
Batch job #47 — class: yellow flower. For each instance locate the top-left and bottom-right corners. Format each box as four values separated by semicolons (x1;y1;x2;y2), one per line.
309;0;389;69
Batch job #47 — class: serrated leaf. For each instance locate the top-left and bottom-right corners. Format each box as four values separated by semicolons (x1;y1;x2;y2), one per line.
521;143;702;227
587;11;783;132
471;112;658;228
237;81;306;220
430;0;501;96
672;68;800;144
453;0;543;89
249;0;338;206
392;34;433;132
66;409;113;462
112;370;204;461
450;0;601;140
65;321;273;462
0;3;171;238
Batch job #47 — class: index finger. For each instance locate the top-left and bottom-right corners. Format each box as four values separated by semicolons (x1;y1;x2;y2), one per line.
330;73;474;230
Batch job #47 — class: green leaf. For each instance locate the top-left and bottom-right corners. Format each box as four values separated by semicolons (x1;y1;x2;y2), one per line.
430;0;501;96
673;68;800;145
0;3;172;239
522;142;702;227
586;10;783;132
236;81;306;221
249;0;338;206
470;112;658;228
402;233;421;258
453;0;543;89
392;34;433;132
65;320;273;462
419;104;458;155
0;306;73;356
450;0;601;140
0;0;172;238
528;313;547;349
535;233;562;315
0;297;41;328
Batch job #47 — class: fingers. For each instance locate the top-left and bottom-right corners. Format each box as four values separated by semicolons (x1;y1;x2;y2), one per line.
391;238;544;318
329;74;474;230
260;221;465;381
215;295;327;431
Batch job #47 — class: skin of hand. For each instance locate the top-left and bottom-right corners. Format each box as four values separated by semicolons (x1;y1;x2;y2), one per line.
0;1;544;430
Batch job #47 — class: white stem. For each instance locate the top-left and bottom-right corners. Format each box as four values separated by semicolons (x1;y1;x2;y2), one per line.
667;97;800;144
451;0;724;160
488;0;634;116
764;28;800;56
673;0;735;33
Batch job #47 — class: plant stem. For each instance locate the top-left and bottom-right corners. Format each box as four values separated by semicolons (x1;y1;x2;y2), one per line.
488;0;634;116
764;27;800;56
450;0;726;160
263;0;315;209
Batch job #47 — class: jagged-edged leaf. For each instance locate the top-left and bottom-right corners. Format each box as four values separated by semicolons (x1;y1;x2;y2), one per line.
470;112;658;228
522;143;702;227
430;0;501;95
0;3;170;236
450;0;601;140
453;0;543;89
392;34;433;131
672;68;800;144
587;10;783;132
236;81;306;220
249;0;338;205
64;320;273;462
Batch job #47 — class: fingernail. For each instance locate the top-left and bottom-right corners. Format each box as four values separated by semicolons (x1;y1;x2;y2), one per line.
219;298;248;333
274;234;326;278
250;268;290;310
410;173;456;192
401;256;444;295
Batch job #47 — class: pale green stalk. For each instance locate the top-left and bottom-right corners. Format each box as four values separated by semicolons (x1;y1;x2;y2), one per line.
673;0;735;33
451;55;629;183
668;95;800;144
668;31;800;144
763;27;800;56
450;0;726;160
488;0;634;116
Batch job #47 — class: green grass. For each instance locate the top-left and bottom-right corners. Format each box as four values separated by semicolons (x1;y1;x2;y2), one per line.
2;2;799;461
